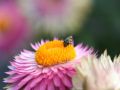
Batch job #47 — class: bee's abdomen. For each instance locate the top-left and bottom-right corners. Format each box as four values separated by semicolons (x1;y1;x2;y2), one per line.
63;41;69;47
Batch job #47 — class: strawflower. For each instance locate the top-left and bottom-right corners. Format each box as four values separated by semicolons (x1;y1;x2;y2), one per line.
4;37;94;90
0;1;30;55
72;50;120;90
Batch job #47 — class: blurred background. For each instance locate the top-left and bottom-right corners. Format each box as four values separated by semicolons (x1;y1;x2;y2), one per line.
0;0;120;89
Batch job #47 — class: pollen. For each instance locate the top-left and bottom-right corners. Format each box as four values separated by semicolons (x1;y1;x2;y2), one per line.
35;40;76;66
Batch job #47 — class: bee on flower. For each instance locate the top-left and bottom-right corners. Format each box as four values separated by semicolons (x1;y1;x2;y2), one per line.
63;36;73;47
3;37;95;90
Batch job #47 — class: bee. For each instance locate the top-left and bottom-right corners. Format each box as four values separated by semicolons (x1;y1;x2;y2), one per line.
63;36;73;47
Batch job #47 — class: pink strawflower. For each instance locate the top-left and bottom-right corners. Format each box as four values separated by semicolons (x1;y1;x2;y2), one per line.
0;1;30;54
17;0;93;36
4;37;94;90
72;50;120;90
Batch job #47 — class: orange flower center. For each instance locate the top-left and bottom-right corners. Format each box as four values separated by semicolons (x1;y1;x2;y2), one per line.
0;14;12;33
35;40;76;66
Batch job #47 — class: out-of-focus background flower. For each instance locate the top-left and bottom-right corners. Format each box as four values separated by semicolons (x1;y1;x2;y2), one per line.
0;0;120;89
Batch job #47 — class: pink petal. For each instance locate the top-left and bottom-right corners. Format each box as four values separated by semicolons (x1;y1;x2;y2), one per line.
10;62;18;67
43;73;47;78
13;85;23;90
33;69;42;76
58;67;64;70
10;81;20;90
67;72;73;77
4;74;25;83
30;74;43;88
48;79;54;90
34;82;40;90
30;43;37;50
54;37;58;41
5;70;16;74
59;81;65;90
35;43;40;49
43;67;50;73
71;40;74;46
47;70;52;75
49;72;54;79
23;79;33;90
18;74;33;86
53;74;61;87
61;74;72;87
83;45;89;50
8;66;15;70
57;70;63;78
40;79;46;90
69;70;76;74
51;66;58;72
45;39;49;43
41;39;45;45
75;43;83;49
23;49;34;53
12;74;26;79
60;69;67;74
45;77;51;84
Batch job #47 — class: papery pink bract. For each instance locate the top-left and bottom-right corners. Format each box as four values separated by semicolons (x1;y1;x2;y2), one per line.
4;37;95;90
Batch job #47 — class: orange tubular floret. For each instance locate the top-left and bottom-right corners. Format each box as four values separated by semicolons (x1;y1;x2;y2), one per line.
35;40;76;66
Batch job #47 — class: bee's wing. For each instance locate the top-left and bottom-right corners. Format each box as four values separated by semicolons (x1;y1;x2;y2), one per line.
67;36;72;39
64;36;73;42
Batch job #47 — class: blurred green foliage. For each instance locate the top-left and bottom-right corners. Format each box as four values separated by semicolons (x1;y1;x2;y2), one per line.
74;0;120;58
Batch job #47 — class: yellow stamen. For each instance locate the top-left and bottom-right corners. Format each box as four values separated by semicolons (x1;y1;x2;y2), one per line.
35;40;76;66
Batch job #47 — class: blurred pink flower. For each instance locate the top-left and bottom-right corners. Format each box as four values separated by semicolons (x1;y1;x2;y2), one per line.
18;0;93;36
4;37;94;90
0;1;31;54
72;50;120;90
